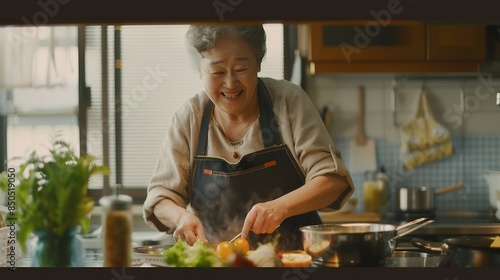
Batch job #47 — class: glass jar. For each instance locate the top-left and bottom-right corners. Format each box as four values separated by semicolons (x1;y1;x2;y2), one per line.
99;194;133;267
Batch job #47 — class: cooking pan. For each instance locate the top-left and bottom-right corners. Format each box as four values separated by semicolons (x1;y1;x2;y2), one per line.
411;236;500;267
299;217;434;267
396;183;463;213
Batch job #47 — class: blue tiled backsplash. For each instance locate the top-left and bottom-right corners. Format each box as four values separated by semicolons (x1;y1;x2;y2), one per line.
333;135;500;213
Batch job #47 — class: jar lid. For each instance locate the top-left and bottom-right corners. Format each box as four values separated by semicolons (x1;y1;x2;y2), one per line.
99;194;133;210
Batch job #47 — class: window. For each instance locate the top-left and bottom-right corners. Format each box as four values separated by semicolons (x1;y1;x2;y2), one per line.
84;24;285;202
1;26;79;166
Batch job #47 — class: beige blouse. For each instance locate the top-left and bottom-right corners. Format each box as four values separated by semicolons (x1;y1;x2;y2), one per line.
143;77;355;232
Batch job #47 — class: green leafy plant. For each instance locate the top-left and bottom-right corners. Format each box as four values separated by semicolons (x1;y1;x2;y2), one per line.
0;136;109;252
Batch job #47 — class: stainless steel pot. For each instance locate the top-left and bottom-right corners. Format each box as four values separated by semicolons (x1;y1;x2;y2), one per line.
396;183;463;212
412;236;500;267
299;217;434;267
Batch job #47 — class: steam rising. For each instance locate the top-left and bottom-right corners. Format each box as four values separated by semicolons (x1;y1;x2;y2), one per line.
191;184;306;250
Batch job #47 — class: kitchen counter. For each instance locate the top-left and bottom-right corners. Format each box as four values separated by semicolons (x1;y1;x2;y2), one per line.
386;211;500;236
406;221;500;236
320;210;500;239
383;211;500;250
7;211;498;269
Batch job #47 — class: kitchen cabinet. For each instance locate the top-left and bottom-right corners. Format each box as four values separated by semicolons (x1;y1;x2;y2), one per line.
427;24;486;61
304;21;426;63
297;22;486;73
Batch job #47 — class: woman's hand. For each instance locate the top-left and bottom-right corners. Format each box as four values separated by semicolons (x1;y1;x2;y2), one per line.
153;199;207;245
241;201;285;239
172;211;207;245
239;174;351;239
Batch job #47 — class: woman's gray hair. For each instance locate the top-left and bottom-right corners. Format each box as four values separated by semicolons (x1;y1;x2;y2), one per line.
185;25;267;72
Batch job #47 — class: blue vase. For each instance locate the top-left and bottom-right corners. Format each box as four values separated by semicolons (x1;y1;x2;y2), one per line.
31;228;84;267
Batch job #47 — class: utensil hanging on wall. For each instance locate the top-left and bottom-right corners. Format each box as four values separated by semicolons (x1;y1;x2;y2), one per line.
349;85;377;173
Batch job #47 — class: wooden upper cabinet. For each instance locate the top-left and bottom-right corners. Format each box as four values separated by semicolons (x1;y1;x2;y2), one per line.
298;22;485;73
427;25;486;61
305;21;426;63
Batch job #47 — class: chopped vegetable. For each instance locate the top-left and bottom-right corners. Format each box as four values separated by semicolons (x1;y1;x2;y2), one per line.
216;241;234;260
246;243;282;267
163;239;224;267
233;237;250;255
162;238;283;267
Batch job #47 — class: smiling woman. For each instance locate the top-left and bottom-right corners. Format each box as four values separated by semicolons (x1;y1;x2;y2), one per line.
82;24;284;198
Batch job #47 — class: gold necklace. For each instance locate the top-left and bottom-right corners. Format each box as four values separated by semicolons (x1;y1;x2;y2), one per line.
213;109;256;159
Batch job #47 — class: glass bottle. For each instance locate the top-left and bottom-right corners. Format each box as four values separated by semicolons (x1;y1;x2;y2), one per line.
99;194;133;267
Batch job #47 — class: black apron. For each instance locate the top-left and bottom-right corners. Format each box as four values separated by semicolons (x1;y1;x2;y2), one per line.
190;78;322;250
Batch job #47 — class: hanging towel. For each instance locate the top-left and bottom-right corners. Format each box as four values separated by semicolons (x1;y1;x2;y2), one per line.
399;89;453;170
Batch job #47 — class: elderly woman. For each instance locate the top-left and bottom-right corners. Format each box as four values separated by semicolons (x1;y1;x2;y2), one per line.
143;24;354;250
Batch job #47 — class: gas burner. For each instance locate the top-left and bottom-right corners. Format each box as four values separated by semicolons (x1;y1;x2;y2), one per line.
395;211;435;224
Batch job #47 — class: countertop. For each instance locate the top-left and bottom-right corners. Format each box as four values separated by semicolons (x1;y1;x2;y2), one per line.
385;211;500;237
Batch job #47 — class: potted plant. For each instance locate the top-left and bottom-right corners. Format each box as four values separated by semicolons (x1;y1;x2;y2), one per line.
0;136;109;267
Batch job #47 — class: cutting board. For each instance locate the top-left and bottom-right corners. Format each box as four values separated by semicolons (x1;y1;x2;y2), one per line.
349;86;377;173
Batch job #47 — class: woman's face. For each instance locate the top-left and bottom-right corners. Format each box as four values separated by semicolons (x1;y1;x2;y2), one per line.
199;37;260;116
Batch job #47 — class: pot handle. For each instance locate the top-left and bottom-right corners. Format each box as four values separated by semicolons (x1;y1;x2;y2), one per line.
393;219;434;240
435;183;463;195
411;238;443;255
394;217;428;232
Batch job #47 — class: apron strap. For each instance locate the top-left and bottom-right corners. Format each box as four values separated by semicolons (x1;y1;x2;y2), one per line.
197;100;213;155
257;78;283;147
197;78;283;155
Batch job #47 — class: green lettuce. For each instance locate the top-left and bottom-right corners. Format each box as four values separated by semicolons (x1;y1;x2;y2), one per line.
163;239;224;267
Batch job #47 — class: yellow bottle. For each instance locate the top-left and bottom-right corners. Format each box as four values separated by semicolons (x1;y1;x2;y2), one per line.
363;180;380;213
99;194;133;267
363;166;388;215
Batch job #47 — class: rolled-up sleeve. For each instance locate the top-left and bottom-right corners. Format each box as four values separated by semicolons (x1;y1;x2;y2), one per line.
143;111;193;232
267;78;355;209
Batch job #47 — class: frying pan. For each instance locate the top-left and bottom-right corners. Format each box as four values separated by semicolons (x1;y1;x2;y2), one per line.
412;236;500;267
300;217;434;267
396;183;463;213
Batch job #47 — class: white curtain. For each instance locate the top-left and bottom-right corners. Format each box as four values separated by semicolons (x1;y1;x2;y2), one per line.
0;26;77;89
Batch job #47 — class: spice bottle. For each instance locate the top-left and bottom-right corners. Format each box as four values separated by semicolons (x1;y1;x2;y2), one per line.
375;165;389;217
363;167;388;216
99;194;133;267
363;177;380;213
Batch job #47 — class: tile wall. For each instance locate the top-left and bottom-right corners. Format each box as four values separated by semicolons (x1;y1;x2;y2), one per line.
305;74;500;213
